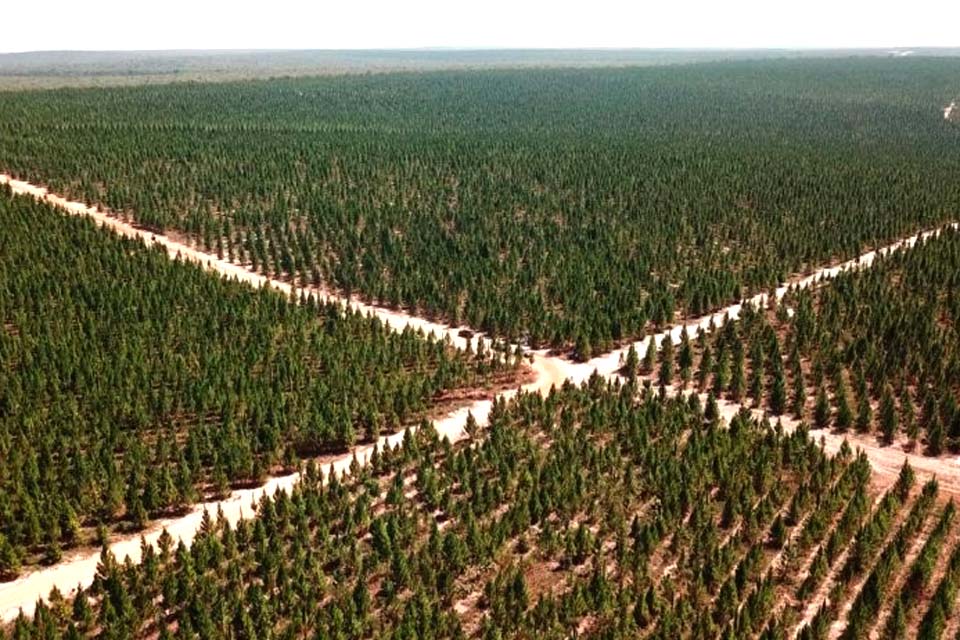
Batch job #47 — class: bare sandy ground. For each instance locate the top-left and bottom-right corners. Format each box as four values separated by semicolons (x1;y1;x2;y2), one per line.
0;172;956;623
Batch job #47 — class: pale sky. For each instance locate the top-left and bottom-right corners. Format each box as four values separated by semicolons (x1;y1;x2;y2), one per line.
2;0;958;53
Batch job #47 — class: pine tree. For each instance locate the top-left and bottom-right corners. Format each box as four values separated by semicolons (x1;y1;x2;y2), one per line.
659;337;675;388
902;388;918;445
895;462;915;502
45;538;63;565
770;368;787;416
642;336;656;375
880;384;898;444
769;515;787;549
465;411;480;440
72;585;93;630
749;341;765;406
698;345;714;391
713;347;730;398
575;332;593;362
678;330;694;387
623;344;640;380
0;534;20;579
730;345;746;402
835;387;853;432
791;363;806;419
856;391;873;433
815;385;831;429
706;393;720;424
927;417;946;456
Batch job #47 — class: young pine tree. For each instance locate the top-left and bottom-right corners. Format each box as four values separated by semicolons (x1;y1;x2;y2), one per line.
902;388;918;445
748;340;765;406
575;332;593;362
678;330;694;388
814;385;831;430
895;461;915;502
705;393;720;425
729;344;746;402
880;384;898;444
623;344;640;381
835;384;853;432
642;336;656;375
770;367;787;416
659;337;675;388
853;393;871;434
698;345;713;391
0;533;20;579
791;362;806;419
927;417;946;456
713;346;730;398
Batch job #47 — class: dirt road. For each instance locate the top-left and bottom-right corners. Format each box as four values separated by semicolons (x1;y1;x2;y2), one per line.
0;173;577;622
0;172;957;623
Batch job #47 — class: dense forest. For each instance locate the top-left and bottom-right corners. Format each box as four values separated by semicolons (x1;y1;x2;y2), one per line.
3;56;960;638
2;59;959;355
631;226;960;457
0;189;515;573
4;380;958;639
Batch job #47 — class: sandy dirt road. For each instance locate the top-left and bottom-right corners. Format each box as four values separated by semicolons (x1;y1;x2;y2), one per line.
0;172;957;623
578;219;959;382
0;173;569;622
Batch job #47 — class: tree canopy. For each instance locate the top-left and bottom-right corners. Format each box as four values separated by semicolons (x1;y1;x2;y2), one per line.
0;189;509;571
2;59;958;355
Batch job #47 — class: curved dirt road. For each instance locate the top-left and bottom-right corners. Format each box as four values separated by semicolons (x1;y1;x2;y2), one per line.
0;172;957;623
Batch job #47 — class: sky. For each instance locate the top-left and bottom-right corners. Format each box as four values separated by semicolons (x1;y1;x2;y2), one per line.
2;0;958;53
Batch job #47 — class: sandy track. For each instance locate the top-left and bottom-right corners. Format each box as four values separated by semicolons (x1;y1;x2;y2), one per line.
576;220;960;383
0;173;565;622
0;402;494;624
1;172;958;624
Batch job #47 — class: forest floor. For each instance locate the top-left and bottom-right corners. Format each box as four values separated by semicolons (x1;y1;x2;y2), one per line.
1;172;958;626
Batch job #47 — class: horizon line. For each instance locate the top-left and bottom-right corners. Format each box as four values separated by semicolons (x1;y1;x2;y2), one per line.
3;45;956;56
